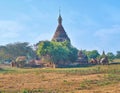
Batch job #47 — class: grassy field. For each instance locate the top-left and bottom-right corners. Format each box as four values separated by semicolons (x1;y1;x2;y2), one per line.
0;65;120;93
113;59;120;63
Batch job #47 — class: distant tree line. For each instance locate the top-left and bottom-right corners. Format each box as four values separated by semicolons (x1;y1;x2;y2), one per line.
83;50;119;62
0;41;120;64
0;42;35;63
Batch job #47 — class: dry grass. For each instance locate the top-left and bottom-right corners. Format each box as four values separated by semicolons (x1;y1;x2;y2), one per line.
113;59;120;63
0;65;120;93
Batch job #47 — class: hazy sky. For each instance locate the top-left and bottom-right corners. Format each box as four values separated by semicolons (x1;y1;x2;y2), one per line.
0;0;120;53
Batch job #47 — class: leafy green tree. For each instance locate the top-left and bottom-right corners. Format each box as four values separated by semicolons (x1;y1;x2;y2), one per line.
37;41;78;65
84;50;100;60
116;51;120;59
0;46;10;63
0;42;35;63
107;52;115;62
51;42;69;64
6;42;35;59
68;46;78;62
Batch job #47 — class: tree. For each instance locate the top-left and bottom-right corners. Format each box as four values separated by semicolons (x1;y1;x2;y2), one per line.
0;46;10;63
6;42;35;59
0;42;36;63
67;46;78;62
84;50;100;60
37;41;78;65
107;52;115;62
116;51;120;59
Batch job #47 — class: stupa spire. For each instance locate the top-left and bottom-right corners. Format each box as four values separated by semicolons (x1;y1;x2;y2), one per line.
102;50;105;56
51;10;70;42
58;8;62;25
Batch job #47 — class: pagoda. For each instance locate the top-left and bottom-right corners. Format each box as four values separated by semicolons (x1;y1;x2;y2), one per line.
52;12;70;42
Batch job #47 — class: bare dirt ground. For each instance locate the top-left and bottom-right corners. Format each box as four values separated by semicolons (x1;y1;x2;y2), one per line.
0;73;104;92
0;65;120;93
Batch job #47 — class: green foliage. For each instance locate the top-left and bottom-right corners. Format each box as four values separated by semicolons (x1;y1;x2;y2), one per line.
0;46;11;63
37;41;78;64
22;89;29;93
68;46;78;62
116;51;120;58
83;50;100;60
107;52;115;62
37;41;53;57
51;42;69;63
0;42;35;63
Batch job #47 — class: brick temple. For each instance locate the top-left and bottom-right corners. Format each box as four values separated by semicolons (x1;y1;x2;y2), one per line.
52;13;70;42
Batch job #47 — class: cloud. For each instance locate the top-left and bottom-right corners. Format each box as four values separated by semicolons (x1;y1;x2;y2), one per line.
95;25;120;39
71;25;120;53
0;20;25;39
94;25;120;51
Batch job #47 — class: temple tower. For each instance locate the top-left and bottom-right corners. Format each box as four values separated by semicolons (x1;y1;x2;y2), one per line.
52;11;70;42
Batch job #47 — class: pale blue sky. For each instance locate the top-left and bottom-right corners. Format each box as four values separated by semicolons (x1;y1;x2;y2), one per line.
0;0;120;53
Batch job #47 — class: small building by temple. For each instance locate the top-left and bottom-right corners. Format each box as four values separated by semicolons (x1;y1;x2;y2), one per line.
100;51;109;65
76;50;88;64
